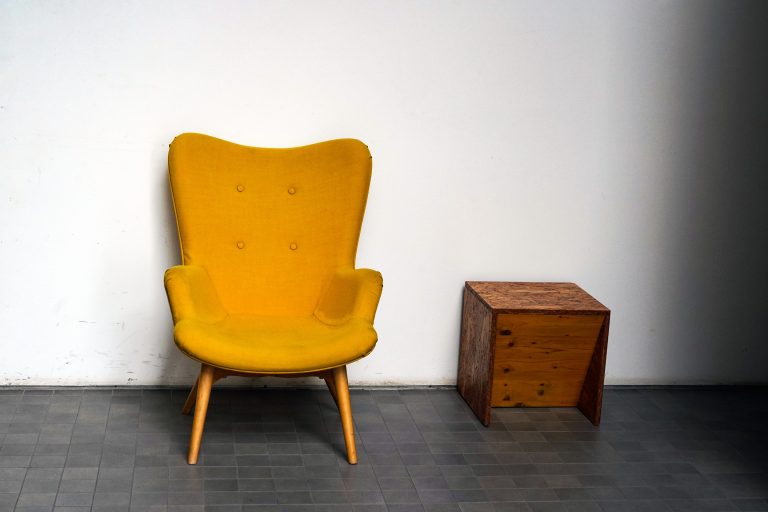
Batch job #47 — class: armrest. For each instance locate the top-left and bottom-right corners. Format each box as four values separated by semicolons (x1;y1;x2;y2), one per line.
314;268;383;325
164;265;226;324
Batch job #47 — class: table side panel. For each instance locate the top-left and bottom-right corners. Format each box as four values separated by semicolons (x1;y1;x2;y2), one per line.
491;313;604;407
457;286;495;425
578;313;611;425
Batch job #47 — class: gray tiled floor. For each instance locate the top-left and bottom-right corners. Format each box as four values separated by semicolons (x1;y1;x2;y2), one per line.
0;386;766;512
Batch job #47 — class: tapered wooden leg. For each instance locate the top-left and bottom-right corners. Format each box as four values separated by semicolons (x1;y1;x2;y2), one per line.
324;373;339;409
181;376;199;415
187;364;214;465
332;365;357;464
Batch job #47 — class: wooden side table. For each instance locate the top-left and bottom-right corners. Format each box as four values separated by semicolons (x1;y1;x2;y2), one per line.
457;282;610;426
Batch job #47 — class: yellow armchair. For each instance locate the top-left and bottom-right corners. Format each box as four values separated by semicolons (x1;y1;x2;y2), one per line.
164;133;383;464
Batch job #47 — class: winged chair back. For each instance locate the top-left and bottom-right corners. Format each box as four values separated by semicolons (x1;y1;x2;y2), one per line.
166;134;382;465
169;133;372;316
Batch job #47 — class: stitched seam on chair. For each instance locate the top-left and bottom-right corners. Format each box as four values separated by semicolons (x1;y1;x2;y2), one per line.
312;310;353;327
350;152;372;268
168;147;185;265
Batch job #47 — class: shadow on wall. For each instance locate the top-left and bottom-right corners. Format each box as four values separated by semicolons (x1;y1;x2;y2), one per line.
661;2;768;382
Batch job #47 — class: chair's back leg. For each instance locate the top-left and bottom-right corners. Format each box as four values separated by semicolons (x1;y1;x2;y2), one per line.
324;373;340;409
332;365;358;464
182;376;199;415
188;364;215;464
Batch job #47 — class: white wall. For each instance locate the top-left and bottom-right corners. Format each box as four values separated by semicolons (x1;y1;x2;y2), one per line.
1;1;766;386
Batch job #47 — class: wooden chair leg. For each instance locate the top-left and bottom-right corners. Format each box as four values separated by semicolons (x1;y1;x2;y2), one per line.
332;365;357;464
324;373;339;409
187;364;214;465
181;376;199;415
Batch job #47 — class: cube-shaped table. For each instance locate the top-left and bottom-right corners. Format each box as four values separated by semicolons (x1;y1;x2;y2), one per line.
457;282;610;426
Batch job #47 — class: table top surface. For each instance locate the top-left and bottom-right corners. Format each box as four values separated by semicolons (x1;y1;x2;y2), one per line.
466;281;609;314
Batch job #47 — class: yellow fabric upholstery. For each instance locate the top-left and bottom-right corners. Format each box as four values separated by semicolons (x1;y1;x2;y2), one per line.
164;265;226;324
314;269;383;325
165;133;382;374
173;316;377;374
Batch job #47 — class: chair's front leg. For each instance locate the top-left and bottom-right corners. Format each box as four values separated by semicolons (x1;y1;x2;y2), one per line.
332;365;357;464
188;364;215;464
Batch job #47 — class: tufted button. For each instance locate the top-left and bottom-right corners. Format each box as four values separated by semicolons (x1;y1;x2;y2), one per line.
236;241;245;249
289;243;297;250
237;184;245;192
287;187;296;195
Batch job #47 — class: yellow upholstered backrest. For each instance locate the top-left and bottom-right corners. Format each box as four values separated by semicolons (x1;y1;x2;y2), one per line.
168;133;372;316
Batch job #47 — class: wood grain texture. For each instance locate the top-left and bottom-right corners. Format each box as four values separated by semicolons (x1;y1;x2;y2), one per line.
457;286;495;426
491;314;604;407
324;373;340;409
458;282;610;426
181;376;199;415
466;282;608;314
578;313;611;425
333;365;357;464
188;364;214;464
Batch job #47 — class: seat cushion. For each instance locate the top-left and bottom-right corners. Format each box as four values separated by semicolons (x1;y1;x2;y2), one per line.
173;315;378;373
